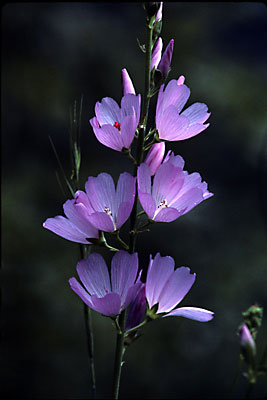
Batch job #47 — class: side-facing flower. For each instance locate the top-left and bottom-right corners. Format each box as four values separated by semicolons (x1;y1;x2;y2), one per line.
137;152;213;223
69;251;141;317
85;171;136;232
146;253;214;321
90;88;141;152
43;191;99;244
156;75;210;141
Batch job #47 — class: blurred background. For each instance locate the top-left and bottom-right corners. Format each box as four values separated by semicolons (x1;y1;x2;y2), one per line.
2;2;267;399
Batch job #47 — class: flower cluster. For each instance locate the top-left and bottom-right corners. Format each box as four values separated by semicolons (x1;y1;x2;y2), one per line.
43;3;214;385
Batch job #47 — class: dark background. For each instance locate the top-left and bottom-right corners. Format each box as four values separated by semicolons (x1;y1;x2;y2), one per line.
2;2;267;399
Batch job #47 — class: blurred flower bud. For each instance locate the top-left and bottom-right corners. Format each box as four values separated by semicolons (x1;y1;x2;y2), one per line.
144;142;165;175
121;68;136;95
144;2;162;20
242;304;263;340
240;324;256;367
157;39;174;79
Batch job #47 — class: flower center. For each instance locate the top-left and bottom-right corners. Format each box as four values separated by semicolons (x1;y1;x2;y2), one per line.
104;206;112;216
158;199;168;209
113;121;121;131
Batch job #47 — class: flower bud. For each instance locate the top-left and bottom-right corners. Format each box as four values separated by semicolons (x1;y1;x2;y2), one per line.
144;2;162;20
240;324;256;366
144;142;165;175
151;37;163;71
157;39;174;79
126;284;146;332
121;68;136;96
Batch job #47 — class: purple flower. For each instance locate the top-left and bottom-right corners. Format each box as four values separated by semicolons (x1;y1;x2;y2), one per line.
137;152;213;223
121;68;136;96
126;283;146;331
43;191;99;244
85;172;136;232
69;251;141;317
90;90;141;152
151;38;174;80
146;253;214;321
156;76;211;141
144;142;165;175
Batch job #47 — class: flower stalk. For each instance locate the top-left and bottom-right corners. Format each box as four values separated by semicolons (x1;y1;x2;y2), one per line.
112;14;154;400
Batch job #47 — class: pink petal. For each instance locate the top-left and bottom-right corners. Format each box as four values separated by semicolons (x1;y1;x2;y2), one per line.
157;106;189;141
87;212;115;232
121;94;141;124
90;118;124;151
181;102;210;124
120;114;137;149
157;267;195;313
165;307;214;322
90;293;121;316
137;163;151;194
146;254;175;310
138;192;156;219
43;216;91;244
154;207;181;222
115;173;136;227
95;97;121;125
111;251;138;305
85;173;116;215
69;277;93;307
152;162;184;206
76;253;111;298
63;199;98;238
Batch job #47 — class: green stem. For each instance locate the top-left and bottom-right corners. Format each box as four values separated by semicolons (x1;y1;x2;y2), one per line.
112;311;127;399
80;245;97;399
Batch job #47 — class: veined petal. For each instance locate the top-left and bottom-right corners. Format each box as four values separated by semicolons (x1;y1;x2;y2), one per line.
116;202;134;230
158;39;174;78
95;97;121;125
111;251;138;305
74;190;95;215
138;192;156;219
170;187;207;214
154;206;181;222
43;216;91;244
69;277;93;307
181;102;210;125
63;199;98;238
182;122;210;140
137;163;151;194
157;106;189;141
85;173;116;215
165;306;214;322
120;114;137;149
90;118;124;151
77;253;111;298
87;212;115;232
159;79;190;115
146;254;175;310
90;293;121;317
121;94;141;124
115;173;136;220
157;267;195;313
152;162;184;206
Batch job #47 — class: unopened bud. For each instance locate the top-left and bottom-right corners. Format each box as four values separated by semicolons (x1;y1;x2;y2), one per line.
121;68;136;96
144;142;165;175
240;324;256;366
151;37;163;71
157;39;174;79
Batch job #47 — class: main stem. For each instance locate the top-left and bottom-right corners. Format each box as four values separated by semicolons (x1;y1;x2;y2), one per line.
80;245;97;399
112;20;153;400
